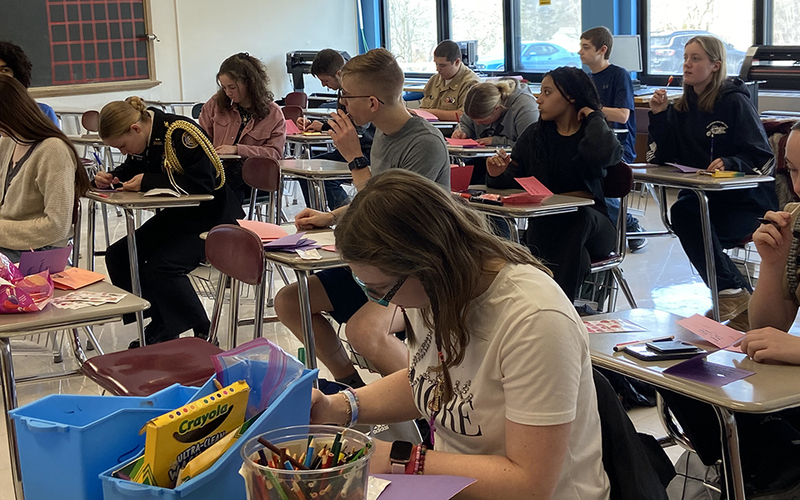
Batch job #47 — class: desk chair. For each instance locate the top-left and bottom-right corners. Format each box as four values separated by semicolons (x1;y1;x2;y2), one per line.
282;105;305;123
206;225;278;350
585;162;638;313
284;92;308;108
191;103;203;119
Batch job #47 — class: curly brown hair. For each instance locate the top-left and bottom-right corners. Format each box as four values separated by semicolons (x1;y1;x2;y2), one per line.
214;53;274;120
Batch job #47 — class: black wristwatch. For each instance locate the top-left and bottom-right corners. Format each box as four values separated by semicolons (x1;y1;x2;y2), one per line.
348;156;370;171
389;441;414;474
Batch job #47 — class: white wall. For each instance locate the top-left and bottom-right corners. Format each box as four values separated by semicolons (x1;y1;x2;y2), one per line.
39;0;358;113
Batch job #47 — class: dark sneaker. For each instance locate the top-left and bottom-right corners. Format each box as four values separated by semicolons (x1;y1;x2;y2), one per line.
628;222;648;252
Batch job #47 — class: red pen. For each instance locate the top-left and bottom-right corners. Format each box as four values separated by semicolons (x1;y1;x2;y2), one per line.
95;193;108;198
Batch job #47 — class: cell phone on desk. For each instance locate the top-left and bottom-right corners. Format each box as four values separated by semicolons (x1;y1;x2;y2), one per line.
646;340;699;353
623;341;705;361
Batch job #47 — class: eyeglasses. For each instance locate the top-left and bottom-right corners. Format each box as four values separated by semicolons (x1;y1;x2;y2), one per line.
338;93;385;105
352;272;406;307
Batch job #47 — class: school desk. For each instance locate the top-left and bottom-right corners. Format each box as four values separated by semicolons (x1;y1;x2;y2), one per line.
143;99;199;114
280;159;351;211
67;134;118;170
304;107;339;119
631;165;773;322
52;109;85;135
286;133;336;159
588;308;800;500
0;280;149;500
467;184;595;242
218;154;242;160
447;145;512;166
263;227;342;379
84;191;213;346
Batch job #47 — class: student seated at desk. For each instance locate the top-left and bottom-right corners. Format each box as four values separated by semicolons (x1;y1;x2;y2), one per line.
579;26;647;252
0;76;90;262
199;52;286;204
417;40;480;122
451;79;538;184
486;67;621;309
274;48;449;388
96;96;243;348
295;48;376;211
0;41;59;128
647;35;776;331
310;170;610;500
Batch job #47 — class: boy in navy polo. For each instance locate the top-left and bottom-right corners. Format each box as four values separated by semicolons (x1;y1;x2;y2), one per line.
580;26;647;251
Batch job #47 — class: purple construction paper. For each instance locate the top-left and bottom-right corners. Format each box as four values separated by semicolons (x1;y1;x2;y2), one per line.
372;474;476;500
264;232;307;248
666;162;702;173
663;353;754;387
18;246;72;276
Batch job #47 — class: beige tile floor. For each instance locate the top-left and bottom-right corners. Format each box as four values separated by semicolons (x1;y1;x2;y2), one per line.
0;185;775;497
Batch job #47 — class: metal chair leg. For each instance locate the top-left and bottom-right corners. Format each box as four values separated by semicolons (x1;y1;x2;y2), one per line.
611;267;638;309
208;273;228;347
228;279;241;350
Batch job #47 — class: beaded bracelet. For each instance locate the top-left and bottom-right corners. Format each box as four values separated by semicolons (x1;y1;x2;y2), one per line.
416;446;427;475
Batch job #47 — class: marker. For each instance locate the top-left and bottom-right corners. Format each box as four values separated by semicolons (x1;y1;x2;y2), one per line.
667;75;674;87
94;193;108;198
758;217;800;239
458;192;503;206
710;134;715;165
613;335;675;352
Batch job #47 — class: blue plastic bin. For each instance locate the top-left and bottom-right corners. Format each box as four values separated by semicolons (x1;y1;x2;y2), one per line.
99;369;317;499
9;384;200;500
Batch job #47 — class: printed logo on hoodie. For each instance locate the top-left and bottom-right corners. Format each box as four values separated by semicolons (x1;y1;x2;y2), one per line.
706;121;729;137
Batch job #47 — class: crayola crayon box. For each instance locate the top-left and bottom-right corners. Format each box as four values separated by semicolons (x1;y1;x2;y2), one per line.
132;380;250;488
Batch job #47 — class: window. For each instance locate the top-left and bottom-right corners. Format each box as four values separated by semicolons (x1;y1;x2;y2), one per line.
386;0;438;72
451;0;505;70
773;0;800;44
516;0;582;73
646;0;754;76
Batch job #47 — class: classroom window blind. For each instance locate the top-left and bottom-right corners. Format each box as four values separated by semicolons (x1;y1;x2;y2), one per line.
451;0;505;70
645;0;753;76
386;0;438;73
515;0;582;73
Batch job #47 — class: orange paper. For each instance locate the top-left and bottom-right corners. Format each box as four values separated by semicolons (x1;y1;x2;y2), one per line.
237;220;290;241
51;268;106;290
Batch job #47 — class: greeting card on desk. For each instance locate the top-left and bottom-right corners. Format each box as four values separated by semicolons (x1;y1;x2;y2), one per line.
263;232;321;252
666;162;702;173
51;267;106;290
414;109;438;122
676;314;745;352
236;220;289;241
285;118;301;135
445;137;481;148
372;474;476;500
18;246;72;276
663;353;754;387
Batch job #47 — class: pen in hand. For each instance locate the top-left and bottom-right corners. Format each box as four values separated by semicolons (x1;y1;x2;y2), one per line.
757;217;800;239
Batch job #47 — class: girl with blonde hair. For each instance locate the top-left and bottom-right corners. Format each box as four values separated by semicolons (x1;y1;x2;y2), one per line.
310;169;610;500
96;96;243;347
647;35;776;329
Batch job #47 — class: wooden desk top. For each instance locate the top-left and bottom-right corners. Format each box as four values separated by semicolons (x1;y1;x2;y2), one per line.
589;309;800;413
263;227;345;272
0;281;149;337
85;191;213;209
466;185;595;217
632;166;773;191
279;159;351;180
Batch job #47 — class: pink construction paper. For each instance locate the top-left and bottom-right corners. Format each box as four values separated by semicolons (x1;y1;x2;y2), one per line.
450;165;474;192
666;162;702;173
445;137;481;148
237;220;289;241
514;176;553;197
676;314;744;352
414;109;438;121
372;474;476;500
285;119;301;135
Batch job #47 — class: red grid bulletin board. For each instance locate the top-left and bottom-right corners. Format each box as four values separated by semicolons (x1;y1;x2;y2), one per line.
46;0;149;85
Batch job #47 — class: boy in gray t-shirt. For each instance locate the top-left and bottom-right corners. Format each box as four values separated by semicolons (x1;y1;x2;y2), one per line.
274;48;450;388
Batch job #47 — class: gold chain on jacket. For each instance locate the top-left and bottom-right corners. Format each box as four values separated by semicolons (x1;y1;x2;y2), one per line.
163;120;226;191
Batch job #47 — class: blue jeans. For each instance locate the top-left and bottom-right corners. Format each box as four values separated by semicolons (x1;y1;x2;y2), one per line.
605;197;640;232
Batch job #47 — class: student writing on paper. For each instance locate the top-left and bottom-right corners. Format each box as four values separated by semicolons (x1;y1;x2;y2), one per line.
294;49;376;211
310;170;610;500
647;35;777;330
451;79;538;184
486;67;621;309
0;42;59;128
198;53;286;204
657;126;800;494
417;40;480;122
274;49;449;388
96;97;243;347
579;27;647;252
0;76;90;262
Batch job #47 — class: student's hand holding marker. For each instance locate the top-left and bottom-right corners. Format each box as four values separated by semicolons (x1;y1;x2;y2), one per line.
649;89;669;114
93;171;115;189
326;110;362;162
706;158;725;172
451;128;467;140
741;327;800;365
295;208;335;230
753;210;794;267
486;148;512;177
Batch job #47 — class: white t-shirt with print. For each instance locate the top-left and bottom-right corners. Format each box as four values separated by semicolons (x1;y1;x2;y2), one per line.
407;263;610;500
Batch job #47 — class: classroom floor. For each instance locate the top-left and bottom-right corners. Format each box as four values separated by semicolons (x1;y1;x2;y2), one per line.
0;185;777;498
